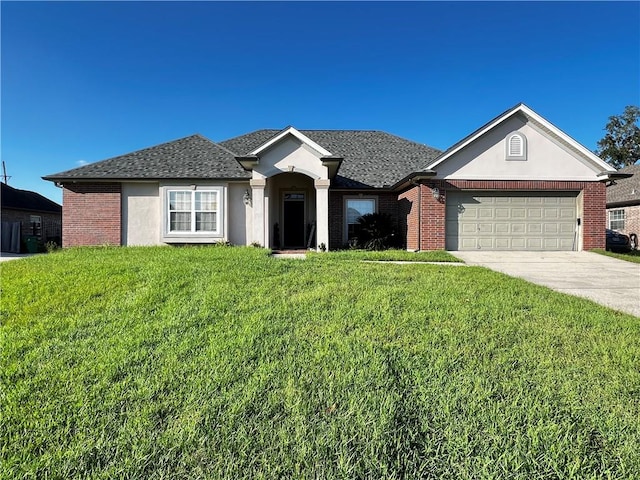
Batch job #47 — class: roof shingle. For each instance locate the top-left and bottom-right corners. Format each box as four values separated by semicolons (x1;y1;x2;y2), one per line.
1;183;61;213
44;129;442;189
606;164;640;206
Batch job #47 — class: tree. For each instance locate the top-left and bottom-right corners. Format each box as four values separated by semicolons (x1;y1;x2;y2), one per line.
595;105;640;169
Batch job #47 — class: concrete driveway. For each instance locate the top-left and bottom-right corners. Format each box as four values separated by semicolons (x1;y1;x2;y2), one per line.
452;251;640;317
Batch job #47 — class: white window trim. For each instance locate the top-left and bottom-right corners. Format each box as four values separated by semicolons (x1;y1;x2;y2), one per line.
343;196;378;243
608;209;625;231
30;215;42;237
505;132;527;161
161;185;225;242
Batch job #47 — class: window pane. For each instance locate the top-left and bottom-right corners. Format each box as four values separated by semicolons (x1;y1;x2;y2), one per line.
170;212;191;231
609;209;625;230
169;191;191;211
196;212;216;231
195;191;217;211
346;199;375;224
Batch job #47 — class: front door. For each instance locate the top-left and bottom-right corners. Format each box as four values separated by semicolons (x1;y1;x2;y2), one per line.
283;192;306;248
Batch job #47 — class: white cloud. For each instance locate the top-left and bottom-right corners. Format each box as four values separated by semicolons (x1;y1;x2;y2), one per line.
76;160;88;166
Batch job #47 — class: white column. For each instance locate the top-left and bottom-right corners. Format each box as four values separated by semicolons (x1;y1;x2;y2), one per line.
250;178;266;247
315;179;330;251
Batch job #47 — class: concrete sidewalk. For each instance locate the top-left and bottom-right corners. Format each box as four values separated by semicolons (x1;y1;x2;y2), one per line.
453;251;640;317
0;252;38;262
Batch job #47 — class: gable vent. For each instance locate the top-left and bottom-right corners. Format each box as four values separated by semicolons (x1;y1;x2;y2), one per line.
506;132;527;160
509;135;523;156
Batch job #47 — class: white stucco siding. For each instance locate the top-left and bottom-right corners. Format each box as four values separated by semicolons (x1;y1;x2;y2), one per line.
437;116;600;181
255;136;329;180
228;183;250;245
121;182;161;246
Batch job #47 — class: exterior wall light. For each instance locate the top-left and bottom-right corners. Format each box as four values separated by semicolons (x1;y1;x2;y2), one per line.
243;189;252;206
432;187;440;199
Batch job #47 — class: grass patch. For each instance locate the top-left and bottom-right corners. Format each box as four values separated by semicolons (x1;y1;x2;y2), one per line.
592;248;640;263
2;246;639;479
310;248;462;262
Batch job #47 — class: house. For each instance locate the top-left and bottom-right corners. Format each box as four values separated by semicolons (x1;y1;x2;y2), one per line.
606;163;640;242
1;182;62;252
43;104;625;252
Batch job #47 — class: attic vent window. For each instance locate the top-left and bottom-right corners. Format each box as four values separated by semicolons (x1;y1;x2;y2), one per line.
506;132;527;160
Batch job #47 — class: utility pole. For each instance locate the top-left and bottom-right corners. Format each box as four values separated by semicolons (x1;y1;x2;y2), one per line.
1;161;11;184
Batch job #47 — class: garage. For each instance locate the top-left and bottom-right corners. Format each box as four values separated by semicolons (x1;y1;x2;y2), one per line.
445;191;578;251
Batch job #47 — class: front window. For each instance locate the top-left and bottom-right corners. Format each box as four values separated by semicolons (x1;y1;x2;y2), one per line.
168;190;219;233
608;209;625;231
345;198;376;242
30;215;42;237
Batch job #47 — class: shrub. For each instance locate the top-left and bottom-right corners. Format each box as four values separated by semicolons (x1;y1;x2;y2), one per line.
355;213;398;251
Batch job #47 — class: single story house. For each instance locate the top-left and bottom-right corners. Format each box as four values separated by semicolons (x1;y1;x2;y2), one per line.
44;104;625;252
606;163;640;241
1;182;62;252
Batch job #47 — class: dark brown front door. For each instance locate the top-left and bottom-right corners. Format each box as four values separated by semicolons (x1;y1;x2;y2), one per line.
283;193;305;248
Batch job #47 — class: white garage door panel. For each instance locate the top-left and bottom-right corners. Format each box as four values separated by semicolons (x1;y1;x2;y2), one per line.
446;192;577;251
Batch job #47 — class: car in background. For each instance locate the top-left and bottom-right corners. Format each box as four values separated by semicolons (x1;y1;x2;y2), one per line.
606;229;632;253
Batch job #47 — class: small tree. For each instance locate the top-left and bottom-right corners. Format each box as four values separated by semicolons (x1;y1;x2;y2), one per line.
595;105;640;169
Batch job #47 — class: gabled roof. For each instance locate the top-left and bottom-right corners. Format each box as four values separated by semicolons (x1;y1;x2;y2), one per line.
248;126;333;157
44;134;250;181
606;163;640;207
425;103;616;175
1;183;61;214
221;129;441;188
45;130;441;189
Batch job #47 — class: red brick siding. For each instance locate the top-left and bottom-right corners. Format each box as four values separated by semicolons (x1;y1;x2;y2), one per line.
398;180;606;251
398;186;419;250
419;184;446;250
580;182;606;250
328;191;398;249
62;183;121;247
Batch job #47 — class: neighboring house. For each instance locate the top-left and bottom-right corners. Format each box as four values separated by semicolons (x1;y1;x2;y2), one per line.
1;182;62;252
606;163;640;241
43;104;625;252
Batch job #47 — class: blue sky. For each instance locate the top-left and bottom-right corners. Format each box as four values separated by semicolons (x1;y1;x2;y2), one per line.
2;1;639;204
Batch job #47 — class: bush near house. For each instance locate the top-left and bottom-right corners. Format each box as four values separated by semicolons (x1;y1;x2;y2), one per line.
1;246;639;479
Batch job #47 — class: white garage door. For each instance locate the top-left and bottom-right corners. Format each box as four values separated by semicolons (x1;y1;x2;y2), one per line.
445;191;578;251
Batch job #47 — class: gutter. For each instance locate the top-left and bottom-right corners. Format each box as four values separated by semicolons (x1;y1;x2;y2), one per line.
391;170;437;192
596;171;634;182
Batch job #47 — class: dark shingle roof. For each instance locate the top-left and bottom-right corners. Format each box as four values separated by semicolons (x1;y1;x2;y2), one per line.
1;183;61;213
44;134;250;181
44;130;442;189
220;129;441;188
606;164;640;206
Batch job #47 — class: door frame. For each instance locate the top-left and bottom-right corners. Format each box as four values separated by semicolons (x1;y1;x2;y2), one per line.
281;190;307;248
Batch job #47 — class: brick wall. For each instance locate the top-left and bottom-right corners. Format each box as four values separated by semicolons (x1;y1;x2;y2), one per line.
1;209;62;247
329;191;398;249
62;183;121;247
398;186;418;250
607;205;640;242
580;182;606;250
397;180;606;251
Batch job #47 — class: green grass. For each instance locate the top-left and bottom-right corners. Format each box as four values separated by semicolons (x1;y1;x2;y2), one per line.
592;248;640;263
1;246;639;479
309;249;462;262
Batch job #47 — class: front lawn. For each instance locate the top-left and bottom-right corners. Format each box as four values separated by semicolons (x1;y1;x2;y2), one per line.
592;248;640;263
1;246;639;479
